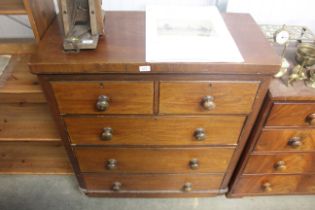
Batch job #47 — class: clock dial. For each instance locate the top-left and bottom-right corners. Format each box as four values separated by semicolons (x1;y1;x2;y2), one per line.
274;30;290;45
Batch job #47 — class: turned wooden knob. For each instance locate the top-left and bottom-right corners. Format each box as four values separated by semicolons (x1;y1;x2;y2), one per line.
274;160;287;171
101;127;113;141
305;113;315;126
182;182;192;192
194;128;206;141
96;95;109;111
261;182;272;192
106;159;117;170
112;182;122;191
201;96;216;110
288;136;303;148
189;158;199;170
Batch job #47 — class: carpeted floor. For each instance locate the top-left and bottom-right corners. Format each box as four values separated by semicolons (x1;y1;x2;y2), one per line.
0;175;314;210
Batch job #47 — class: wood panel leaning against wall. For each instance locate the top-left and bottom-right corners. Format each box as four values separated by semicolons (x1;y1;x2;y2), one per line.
0;0;72;174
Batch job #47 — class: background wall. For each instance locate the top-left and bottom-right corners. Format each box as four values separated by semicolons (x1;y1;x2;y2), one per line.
103;0;216;10
0;0;314;39
227;0;315;32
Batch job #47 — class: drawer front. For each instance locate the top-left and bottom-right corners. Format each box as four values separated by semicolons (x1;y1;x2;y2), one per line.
233;175;315;195
266;103;315;127
255;129;315;152
159;81;259;114
75;147;235;173
244;153;315;174
83;174;223;192
51;81;154;114
65;116;245;146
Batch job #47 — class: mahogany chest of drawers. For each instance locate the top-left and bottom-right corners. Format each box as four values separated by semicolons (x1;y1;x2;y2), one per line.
229;79;315;197
29;12;280;197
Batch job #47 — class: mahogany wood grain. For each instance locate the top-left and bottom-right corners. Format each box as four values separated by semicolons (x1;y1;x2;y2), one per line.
159;81;259;114
0;103;60;141
85;191;222;198
75;147;235;173
266;103;315;127
228;49;315;197
30;12;281;197
83;173;223;192
0;54;45;103
220;77;272;189
231;175;315;195
29;12;280;74
244;153;315;174
269;79;315;101
0;141;72;174
51;81;154;115
38;76;86;188
254;129;315;152
65;115;245;146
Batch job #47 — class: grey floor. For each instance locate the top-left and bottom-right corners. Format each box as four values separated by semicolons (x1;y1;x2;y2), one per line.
0;175;314;210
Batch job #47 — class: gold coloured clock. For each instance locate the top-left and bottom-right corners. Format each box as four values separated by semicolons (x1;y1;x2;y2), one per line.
274;27;290;45
273;25;291;79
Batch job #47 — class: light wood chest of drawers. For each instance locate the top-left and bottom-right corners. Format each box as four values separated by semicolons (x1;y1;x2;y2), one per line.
29;12;280;197
229;79;315;197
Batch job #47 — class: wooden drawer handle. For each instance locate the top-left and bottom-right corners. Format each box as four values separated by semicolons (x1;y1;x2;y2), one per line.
106;159;117;170
112;182;122;192
261;182;272;192
189;158;199;170
305;113;315;126
96;95;109;111
182;182;192;192
288;136;303;148
194;128;206;141
201;96;216;110
101;127;113;141
273;160;287;171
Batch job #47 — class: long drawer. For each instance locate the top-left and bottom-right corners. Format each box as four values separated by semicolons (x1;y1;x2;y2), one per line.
83;174;223;192
266;103;315;127
159;81;259;114
51;81;154;115
244;153;315;174
75;147;235;173
232;175;315;195
255;129;315;152
65;116;245;146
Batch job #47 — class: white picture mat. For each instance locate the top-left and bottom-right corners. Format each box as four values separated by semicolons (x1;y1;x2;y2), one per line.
145;6;244;63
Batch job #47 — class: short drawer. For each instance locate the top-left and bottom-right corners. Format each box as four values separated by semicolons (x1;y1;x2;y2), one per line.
232;175;315;195
255;129;315;152
266;103;315;127
65;116;245;146
51;81;154;115
75;147;235;173
244;153;315;174
83;174;223;193
159;81;259;114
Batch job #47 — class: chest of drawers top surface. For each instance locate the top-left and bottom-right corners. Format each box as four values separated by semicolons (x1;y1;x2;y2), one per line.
29;12;280;75
269;79;315;101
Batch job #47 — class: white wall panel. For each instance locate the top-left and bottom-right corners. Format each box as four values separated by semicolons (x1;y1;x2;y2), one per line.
227;0;315;32
102;0;216;10
0;15;33;39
